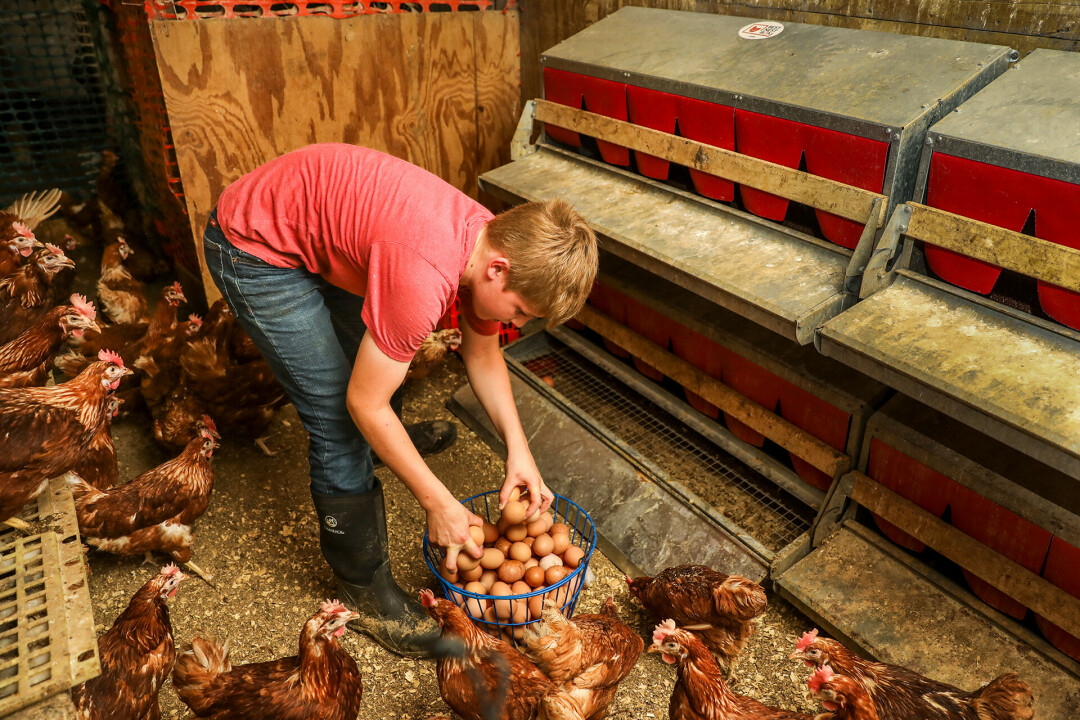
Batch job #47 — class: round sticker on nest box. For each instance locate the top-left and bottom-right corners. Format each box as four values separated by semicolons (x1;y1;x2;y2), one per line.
738;21;784;39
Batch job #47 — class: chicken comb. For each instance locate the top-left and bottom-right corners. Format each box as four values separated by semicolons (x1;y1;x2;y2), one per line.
188;313;203;327
420;589;436;608
320;599;349;615
795;628;820;653
43;242;64;256
200;415;218;437
652;619;677;646
171;281;185;297
11;221;34;239
161;563;185;578
69;293;97;320
807;665;834;693
97;349;124;368
117;235;129;248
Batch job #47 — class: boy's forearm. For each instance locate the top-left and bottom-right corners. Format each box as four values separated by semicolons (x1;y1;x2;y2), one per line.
347;399;454;511
462;341;528;452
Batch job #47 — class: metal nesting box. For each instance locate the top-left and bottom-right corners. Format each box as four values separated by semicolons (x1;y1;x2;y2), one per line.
916;48;1080;331
541;6;1014;247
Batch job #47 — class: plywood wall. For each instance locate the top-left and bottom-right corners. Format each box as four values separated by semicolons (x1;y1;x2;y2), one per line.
519;0;1080;102
149;12;519;301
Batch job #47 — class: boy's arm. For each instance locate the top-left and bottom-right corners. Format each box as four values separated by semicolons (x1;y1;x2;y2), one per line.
347;333;482;570
458;320;554;518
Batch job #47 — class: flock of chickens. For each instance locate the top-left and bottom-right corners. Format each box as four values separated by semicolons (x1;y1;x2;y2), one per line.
0;172;1038;720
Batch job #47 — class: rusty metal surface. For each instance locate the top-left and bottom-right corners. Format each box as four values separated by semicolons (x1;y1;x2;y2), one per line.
775;522;1080;717
926;49;1080;185
449;372;771;581
862;394;1080;546
479;147;851;344
818;271;1080;479
542;7;1011;138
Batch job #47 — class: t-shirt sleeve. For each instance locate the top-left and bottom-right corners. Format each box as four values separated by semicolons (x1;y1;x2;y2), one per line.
456;287;501;336
362;242;453;362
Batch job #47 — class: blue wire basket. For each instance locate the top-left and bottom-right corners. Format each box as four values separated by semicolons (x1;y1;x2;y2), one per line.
422;490;596;647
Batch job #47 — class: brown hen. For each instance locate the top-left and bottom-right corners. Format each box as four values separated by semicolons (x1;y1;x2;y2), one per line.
790;630;1033;720
806;666;879;720
0;294;98;388
651;620;810;720
0;243;75;344
421;589;585;720
522;597;644;720
70;395;122;490
71;564;189;720
97;237;149;324
0;350;129;522
69;416;219;581
627;565;766;674
172;600;363;720
407;327;462;381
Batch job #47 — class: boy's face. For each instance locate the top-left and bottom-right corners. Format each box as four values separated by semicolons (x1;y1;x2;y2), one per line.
474;258;541;328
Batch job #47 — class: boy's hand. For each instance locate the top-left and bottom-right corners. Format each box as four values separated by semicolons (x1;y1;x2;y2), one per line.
428;498;484;572
499;452;553;519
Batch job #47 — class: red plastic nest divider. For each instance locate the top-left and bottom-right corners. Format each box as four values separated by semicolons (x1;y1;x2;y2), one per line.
145;0;504;21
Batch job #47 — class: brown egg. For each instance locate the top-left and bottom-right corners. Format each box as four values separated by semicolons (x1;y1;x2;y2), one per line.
456;552;480;572
465;581;488;595
511;599;530;624
524;565;546;588
480;548;504;570
528;592;545;620
479;569;498;590
545;565;571;585
523;536;535;548
511;580;531;596
526;516;547;537
508;542;532;563
509;486;521;503
505;523;527;542
462;596;485;620
532;533;554;557
523;557;539;570
482;604;499;630
494;537;512;556
550;522;570;537
552;532;570;555
498;560;525;584
501;500;526;525
563;545;585;569
482;521;499;545
469;525;486;547
496;515;512;534
439;557;458;583
460;564;483;582
490;581;513;617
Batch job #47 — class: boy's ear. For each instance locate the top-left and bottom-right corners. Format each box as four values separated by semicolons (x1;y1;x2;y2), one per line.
487;256;511;279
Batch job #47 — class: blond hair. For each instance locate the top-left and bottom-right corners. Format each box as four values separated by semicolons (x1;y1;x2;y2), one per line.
485;199;598;327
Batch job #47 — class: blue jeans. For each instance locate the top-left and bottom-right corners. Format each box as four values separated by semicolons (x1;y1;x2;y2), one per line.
202;208;397;496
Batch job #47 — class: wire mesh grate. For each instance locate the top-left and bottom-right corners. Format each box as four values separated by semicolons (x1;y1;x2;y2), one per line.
508;334;815;553
0;0;112;205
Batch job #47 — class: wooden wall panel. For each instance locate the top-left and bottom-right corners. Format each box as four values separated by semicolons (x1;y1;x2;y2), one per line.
520;0;1080;103
149;12;519;301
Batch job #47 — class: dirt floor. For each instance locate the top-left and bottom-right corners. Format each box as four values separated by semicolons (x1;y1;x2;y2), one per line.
89;351;820;719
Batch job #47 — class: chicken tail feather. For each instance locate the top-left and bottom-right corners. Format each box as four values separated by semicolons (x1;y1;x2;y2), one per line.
173;636;231;713
713;576;767;621
537;690;586;720
972;672;1034;720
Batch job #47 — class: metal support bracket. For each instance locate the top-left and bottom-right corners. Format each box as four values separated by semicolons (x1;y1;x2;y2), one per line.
510;99;538;161
859;203;913;299
843;196;886;299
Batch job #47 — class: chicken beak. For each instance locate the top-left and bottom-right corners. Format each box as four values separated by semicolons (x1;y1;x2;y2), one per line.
59;256;76;269
86;318;101;333
789;650;807;661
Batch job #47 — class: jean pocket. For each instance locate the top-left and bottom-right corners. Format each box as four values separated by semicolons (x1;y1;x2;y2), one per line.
229;247;272;268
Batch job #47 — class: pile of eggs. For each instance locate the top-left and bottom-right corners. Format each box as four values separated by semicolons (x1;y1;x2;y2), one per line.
438;490;587;641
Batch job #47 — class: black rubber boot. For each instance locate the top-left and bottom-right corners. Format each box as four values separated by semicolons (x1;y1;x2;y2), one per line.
370;420;457;469
311;481;439;657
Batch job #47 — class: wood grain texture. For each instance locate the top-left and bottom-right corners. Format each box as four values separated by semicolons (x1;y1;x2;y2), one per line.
149;12;518;302
519;0;1080;103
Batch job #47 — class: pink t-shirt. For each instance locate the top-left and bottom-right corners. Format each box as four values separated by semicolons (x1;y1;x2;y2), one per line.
216;144;498;362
